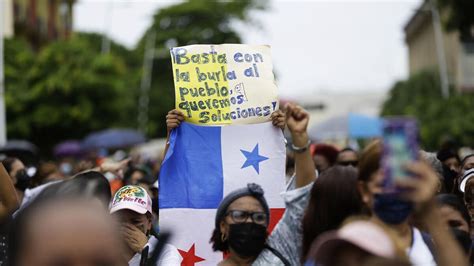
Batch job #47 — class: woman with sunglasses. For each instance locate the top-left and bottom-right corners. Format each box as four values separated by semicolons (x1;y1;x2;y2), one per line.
337;147;359;167
209;103;317;266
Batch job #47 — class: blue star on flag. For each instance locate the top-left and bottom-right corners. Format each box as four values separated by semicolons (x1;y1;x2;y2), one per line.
240;144;269;174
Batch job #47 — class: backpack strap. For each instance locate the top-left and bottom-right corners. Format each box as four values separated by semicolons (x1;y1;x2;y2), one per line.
421;232;437;263
264;245;291;266
140;246;149;266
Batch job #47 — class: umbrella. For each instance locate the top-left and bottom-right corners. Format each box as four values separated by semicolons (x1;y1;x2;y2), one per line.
82;129;146;150
0;140;39;165
53;140;82;157
309;113;382;140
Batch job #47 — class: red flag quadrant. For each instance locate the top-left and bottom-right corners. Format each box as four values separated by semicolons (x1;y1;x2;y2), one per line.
160;208;285;265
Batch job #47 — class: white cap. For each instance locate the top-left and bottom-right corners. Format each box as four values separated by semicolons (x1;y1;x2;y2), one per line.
459;169;474;193
311;221;395;264
110;185;152;215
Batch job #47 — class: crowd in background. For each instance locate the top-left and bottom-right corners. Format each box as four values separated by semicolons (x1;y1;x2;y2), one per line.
0;104;473;265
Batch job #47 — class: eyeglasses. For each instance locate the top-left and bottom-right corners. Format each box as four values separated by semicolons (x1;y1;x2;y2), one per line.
338;160;358;167
225;210;267;225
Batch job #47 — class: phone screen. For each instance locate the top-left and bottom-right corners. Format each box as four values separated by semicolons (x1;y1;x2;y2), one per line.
381;118;419;193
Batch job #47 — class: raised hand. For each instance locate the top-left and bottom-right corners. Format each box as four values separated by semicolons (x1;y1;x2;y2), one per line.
166;109;185;131
396;161;439;204
122;223;148;253
285;103;310;136
270;110;286;130
99;158;131;179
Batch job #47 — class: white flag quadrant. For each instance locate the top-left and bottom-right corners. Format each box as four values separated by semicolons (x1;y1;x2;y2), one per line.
160;209;221;266
222;122;286;208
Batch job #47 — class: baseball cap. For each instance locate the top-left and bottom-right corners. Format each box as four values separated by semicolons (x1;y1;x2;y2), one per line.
459;168;474;193
310;221;395;264
110;185;152;215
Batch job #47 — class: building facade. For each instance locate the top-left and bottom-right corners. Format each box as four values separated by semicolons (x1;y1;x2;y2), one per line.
404;1;474;92
11;0;75;47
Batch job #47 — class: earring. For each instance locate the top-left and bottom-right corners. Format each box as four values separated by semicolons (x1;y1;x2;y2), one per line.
221;233;227;242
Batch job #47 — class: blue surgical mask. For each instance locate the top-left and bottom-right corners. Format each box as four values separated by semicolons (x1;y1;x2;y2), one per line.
60;163;73;176
373;193;413;224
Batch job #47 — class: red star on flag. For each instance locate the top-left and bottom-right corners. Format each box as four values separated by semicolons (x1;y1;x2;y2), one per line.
178;243;205;266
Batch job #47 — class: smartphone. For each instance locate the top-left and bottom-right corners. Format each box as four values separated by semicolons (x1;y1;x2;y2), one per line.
381;118;419;193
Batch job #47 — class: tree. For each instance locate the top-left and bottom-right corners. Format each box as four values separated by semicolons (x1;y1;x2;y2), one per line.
135;0;268;137
381;70;474;150
4;0;269;154
438;0;474;42
5;36;136;153
4;38;35;137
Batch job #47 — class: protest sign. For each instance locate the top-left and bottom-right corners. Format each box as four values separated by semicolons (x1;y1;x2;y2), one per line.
170;44;278;125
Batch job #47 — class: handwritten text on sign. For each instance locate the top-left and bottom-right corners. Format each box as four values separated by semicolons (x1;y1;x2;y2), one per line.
171;44;278;125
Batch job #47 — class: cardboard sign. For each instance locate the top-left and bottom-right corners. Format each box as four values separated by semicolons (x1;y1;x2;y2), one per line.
170;44;278;125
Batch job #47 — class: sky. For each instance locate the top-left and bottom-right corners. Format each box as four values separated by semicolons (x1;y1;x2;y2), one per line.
74;0;422;98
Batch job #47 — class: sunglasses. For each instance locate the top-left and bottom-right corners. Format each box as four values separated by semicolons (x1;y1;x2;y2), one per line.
338;160;358;167
226;210;267;225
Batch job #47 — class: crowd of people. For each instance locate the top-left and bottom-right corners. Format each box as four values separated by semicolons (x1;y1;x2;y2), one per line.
0;103;473;266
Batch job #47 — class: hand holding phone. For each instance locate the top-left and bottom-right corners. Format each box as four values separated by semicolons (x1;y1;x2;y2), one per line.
381;118;419;193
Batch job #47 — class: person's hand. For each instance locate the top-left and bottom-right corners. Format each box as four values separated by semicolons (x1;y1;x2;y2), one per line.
166;109;185;131
396;161;439;205
100;158;131;178
122;224;148;253
270;110;286;130
285;103;309;136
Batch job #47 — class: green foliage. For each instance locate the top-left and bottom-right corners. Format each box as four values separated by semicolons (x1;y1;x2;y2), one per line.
4;0;267;154
381;70;474;149
4;38;35;137
437;0;474;41
136;0;268;137
5;36;136;153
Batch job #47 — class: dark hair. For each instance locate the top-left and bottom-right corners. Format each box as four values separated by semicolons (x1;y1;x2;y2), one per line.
339;147;357;154
451;228;472;255
2;157;20;174
210;227;228;252
124;165;154;185
209;183;269;252
32;161;60;186
436;194;471;228
357;140;381;183
7;174;110;265
436;149;460;163
312;144;339;165
301;165;363;260
38;171;111;206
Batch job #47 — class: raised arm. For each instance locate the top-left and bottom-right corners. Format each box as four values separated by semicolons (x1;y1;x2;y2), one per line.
285;104;317;188
163;109;185;158
400;162;468;266
0;163;19;222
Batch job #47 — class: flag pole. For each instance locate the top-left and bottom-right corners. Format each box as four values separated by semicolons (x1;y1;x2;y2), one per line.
430;0;450;98
137;30;156;134
0;0;7;146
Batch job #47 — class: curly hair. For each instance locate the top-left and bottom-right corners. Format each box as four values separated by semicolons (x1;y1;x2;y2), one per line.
209;227;229;252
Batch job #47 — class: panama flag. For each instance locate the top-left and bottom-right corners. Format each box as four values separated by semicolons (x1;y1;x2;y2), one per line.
159;122;286;265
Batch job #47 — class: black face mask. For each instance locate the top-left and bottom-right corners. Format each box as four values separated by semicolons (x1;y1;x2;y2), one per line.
373;193;413;225
227;223;267;258
14;169;30;191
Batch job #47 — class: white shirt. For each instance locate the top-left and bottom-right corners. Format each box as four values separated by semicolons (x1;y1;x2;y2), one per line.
128;235;181;266
13;181;60;217
407;228;436;266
